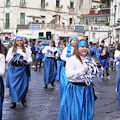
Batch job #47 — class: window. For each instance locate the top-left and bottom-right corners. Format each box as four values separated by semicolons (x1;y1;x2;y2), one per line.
56;0;60;8
62;22;65;27
6;0;10;7
20;13;25;25
5;13;9;28
41;16;45;18
41;0;45;9
94;27;98;30
70;1;74;9
92;33;95;39
20;0;25;7
79;5;81;10
70;18;72;25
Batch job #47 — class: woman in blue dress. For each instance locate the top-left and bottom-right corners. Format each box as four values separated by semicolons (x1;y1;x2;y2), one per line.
6;36;32;108
56;42;64;81
58;39;96;120
96;40;110;78
35;41;44;71
114;44;120;104
0;40;5;119
42;39;58;88
60;36;78;99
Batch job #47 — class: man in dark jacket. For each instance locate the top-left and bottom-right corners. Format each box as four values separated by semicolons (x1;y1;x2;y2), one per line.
31;42;36;67
109;44;115;70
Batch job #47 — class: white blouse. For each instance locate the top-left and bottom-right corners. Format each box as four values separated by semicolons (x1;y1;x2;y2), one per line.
0;53;5;77
6;46;32;64
66;55;95;83
60;46;74;62
114;49;120;65
42;46;58;58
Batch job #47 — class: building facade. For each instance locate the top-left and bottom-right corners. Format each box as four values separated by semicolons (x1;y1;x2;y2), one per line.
110;0;120;45
0;0;92;43
80;0;111;45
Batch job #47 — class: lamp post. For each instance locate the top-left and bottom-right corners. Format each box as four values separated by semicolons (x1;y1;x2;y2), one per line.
114;4;117;25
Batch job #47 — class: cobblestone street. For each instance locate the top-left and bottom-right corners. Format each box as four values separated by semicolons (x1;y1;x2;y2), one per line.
2;66;120;120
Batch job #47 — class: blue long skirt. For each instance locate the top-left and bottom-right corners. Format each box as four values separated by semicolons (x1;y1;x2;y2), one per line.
116;63;120;105
7;64;29;102
58;82;95;120
100;59;109;68
60;67;69;100
44;58;56;84
56;60;64;81
0;77;4;120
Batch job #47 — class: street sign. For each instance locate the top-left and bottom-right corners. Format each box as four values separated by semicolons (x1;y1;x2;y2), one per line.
74;25;84;30
37;40;49;46
30;24;41;29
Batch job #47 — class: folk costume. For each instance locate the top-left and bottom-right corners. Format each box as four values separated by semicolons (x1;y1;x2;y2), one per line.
6;36;32;108
89;45;96;57
55;47;64;81
42;39;57;88
35;42;45;71
60;36;78;99
96;45;110;77
114;50;120;95
58;40;96;120
0;54;5;119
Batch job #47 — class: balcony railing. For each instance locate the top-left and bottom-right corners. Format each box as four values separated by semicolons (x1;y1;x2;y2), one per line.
5;23;10;28
20;2;26;7
6;2;10;7
17;25;29;29
17;23;85;31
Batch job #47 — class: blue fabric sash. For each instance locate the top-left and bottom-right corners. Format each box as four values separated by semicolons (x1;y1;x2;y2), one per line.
50;39;54;42
77;40;88;48
66;43;71;58
16;36;22;40
67;36;78;58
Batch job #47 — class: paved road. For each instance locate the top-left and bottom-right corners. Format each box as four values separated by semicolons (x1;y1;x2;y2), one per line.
2;66;120;120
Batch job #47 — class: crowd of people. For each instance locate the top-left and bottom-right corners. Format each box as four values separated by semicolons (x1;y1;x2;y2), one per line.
0;36;120;120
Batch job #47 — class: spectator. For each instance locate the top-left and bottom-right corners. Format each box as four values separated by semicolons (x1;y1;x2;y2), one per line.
1;40;7;57
7;42;13;50
31;42;36;67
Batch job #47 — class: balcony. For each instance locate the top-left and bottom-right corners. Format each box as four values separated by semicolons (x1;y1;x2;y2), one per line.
69;8;75;13
20;2;26;7
117;18;120;23
17;25;29;29
6;2;11;7
5;23;10;29
55;5;63;12
41;4;45;9
17;22;83;31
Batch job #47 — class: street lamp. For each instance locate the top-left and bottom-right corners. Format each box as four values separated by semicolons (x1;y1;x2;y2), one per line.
114;4;117;25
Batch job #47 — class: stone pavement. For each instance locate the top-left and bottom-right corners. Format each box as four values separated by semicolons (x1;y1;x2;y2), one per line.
2;67;60;120
2;66;120;120
93;69;120;120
